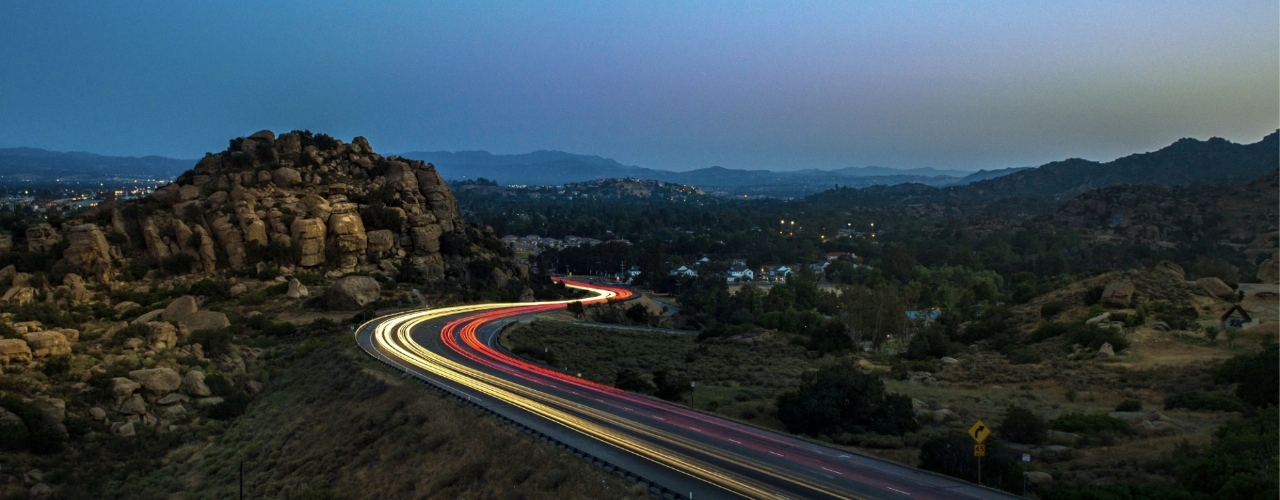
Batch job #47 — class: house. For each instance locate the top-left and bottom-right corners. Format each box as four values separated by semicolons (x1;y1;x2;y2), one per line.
671;265;698;278
906;309;941;323
1219;305;1254;329
727;262;755;283
627;265;642;279
825;252;852;261
809;261;829;274
763;265;792;281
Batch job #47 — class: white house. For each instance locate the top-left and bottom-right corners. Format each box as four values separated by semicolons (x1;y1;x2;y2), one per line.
727;262;755;283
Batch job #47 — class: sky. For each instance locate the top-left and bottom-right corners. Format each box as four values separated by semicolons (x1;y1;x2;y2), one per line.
0;1;1276;172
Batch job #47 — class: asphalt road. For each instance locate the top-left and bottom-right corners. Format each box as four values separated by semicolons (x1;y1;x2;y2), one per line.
356;280;1022;500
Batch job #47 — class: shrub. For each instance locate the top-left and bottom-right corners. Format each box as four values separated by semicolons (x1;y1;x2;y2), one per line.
614;369;655;394
890;359;937;380
1163;391;1250;413
206;391;252;420
160;253;197;275
999;405;1048;444
40;356;71;377
1040;300;1067;319
1083;285;1105;305
1004;347;1041;365
1048;413;1130;434
904;327;950;360
1115;399;1143;412
1212;339;1279;408
776;360;919;436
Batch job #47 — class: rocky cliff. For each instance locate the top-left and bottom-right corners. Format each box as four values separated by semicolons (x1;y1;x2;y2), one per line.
30;130;524;286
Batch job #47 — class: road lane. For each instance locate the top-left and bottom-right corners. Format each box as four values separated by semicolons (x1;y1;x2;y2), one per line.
357;280;1021;500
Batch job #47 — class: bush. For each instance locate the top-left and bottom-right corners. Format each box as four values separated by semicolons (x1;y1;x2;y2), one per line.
1212;339;1279;408
160;253;197;275
999;405;1048;444
206;391;252;420
1048;413;1130;434
904;327;950;360
1083;285;1105;305
40;356;71;377
1040;300;1067;319
1115;399;1143;412
1032;321;1129;351
776;360;919;436
890;359;937;380
1163;391;1250;413
614;369;655;394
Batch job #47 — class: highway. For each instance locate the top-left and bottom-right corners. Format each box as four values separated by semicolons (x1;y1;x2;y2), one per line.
355;279;1021;499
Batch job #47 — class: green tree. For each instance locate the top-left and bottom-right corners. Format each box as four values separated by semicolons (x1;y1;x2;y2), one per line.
776;361;918;436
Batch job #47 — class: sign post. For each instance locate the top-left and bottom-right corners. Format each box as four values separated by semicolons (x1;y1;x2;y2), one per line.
968;420;990;484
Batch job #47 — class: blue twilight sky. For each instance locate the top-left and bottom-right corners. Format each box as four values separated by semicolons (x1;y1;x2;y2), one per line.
0;1;1276;171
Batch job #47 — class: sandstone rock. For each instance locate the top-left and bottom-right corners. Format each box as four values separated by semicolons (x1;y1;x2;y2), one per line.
63;224;113;280
327;203;367;271
128;367;181;394
113;301;141;313
116;394;147;415
111;421;135;437
286;278;309;299
239;211;269;247
1097;342;1115;358
161;403;186;417
272;167;302;187
31;397;64;428
1258;259;1279;284
29;483;53;499
0;264;15;288
23;331;70;358
157;393;189;405
132;309;164;324
179;184;200;201
25;224;61;253
1085;312;1111;325
940;356;959;364
1045;430;1082;447
196;396;225;407
211;215;247;269
89;407;107;420
50;327;78;342
291;218;327;267
1101;280;1135;308
1153;261;1184;279
249;129;275;141
163;295;198;321
111;377;141;399
0;234;10;254
326;275;381;310
192;225;218;273
300;194;331;222
181;370;212;397
146;322;178;350
410;224;443;255
1195;277;1234;299
366;229;395;256
0;339;32;364
141;217;171;262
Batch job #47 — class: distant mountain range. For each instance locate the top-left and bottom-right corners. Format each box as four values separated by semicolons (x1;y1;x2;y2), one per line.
0;147;195;182
805;130;1280;208
400;150;1025;197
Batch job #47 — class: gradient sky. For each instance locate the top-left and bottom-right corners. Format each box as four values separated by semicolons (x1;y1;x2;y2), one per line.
1;1;1276;171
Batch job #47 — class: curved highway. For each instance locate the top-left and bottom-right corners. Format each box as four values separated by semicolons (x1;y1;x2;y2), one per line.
356;279;1019;499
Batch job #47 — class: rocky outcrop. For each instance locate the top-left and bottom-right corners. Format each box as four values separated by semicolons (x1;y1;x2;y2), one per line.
1195;277;1234;299
1153;261;1184;280
326;275;381;310
181;370;212;397
161;296;229;332
128;368;182;394
25;224;61;253
291;218;327;267
62;224;113;280
23;331;70;358
1258;259;1279;284
1101;280;1134;308
328;203;367;272
0;339;32;364
286;278;309;299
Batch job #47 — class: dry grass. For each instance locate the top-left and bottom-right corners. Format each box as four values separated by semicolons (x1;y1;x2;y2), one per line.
146;333;638;500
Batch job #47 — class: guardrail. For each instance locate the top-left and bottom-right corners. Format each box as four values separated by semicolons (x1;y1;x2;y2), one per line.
357;320;691;500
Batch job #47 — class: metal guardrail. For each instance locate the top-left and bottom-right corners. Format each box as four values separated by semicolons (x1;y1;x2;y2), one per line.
357;320;690;500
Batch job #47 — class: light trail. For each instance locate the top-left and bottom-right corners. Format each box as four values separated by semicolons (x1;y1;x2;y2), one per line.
358;279;1013;500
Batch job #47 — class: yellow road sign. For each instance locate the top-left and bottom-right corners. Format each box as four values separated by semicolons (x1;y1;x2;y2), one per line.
968;420;991;443
974;444;986;457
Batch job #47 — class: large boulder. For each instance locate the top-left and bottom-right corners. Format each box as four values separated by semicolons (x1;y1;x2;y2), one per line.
23;331;70;358
162;295;198;321
327;203;367;271
1153;261;1185;280
62;224;113;280
326;275;381;310
286;278;309;299
1258;259;1279;284
291;218;327;267
366;229;396;256
25;224;61;253
210;215;247;269
110;377;141;400
1101;280;1135;308
0;339;31;364
146;322;178;350
162;295;229;332
1196;277;1234;299
272;167;302;187
128;368;182;394
181;370;212;397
